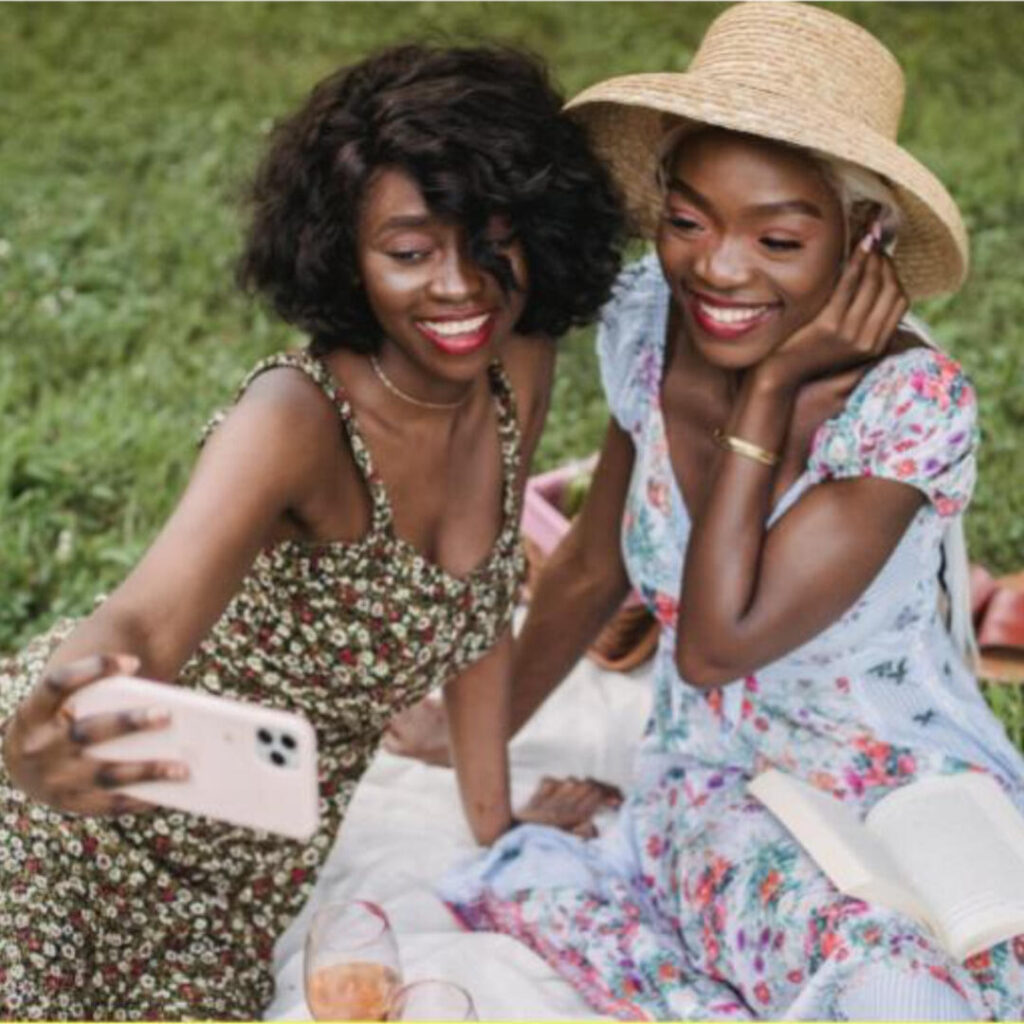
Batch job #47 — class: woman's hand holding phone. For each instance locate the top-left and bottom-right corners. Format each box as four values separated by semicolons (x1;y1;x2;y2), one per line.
757;222;909;391
0;653;185;816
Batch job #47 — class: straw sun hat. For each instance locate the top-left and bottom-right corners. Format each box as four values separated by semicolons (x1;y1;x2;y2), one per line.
565;2;968;299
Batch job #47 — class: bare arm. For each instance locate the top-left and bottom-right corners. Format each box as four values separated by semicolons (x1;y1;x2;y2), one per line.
510;418;634;735
46;371;334;678
441;348;631;840
444;632;515;845
2;369;338;812
676;239;916;687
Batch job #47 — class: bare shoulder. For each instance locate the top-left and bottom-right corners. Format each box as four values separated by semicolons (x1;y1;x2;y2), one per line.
202;362;341;481
500;332;557;442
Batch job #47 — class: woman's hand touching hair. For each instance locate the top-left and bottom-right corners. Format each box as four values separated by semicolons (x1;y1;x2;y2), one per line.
756;223;909;393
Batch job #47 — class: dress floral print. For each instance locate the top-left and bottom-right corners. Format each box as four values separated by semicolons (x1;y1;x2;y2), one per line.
442;257;1024;1020
0;349;525;1021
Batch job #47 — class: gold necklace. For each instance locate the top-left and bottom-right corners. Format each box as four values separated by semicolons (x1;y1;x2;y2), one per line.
369;355;470;412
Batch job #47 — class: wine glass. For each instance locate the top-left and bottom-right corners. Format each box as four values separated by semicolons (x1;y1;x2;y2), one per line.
304;900;402;1021
387;979;478;1021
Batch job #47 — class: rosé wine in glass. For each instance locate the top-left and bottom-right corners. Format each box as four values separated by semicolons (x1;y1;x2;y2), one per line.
307;961;402;1021
304;900;401;1021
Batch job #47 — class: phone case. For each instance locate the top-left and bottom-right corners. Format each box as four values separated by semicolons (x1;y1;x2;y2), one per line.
67;676;320;841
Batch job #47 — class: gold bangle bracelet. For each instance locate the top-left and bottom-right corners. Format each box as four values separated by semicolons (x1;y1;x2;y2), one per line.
713;429;780;467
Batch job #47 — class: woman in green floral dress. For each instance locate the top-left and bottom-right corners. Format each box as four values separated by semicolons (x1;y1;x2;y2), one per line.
0;45;623;1020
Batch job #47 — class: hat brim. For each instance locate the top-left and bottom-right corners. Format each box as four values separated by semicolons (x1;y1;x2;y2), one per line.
567;74;969;299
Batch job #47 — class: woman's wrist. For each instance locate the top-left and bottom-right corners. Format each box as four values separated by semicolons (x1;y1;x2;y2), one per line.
747;359;803;400
713;429;780;468
718;364;799;455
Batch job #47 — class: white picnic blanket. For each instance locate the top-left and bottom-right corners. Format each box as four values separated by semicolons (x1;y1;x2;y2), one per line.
266;653;653;1021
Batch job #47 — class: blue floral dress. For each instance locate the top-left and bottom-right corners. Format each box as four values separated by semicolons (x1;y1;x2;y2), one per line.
442;256;1024;1020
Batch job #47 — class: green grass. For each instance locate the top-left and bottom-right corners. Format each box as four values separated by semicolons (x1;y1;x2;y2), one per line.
1;3;1021;743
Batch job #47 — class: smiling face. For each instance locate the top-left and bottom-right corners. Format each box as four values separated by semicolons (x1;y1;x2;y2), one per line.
656;129;846;370
356;167;528;390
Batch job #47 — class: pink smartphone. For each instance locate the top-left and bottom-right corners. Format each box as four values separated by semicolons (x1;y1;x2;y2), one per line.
67;676;320;840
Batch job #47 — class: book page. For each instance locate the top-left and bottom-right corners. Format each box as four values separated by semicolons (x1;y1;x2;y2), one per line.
748;770;931;929
867;773;1024;961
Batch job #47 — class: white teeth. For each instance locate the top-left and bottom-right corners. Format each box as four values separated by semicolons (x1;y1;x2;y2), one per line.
697;302;771;325
420;313;489;337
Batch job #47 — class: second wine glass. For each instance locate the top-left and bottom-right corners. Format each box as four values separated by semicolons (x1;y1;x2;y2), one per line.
387;978;478;1021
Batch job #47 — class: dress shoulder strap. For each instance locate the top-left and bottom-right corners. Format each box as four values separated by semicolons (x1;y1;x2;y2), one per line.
199;349;393;528
485;359;524;538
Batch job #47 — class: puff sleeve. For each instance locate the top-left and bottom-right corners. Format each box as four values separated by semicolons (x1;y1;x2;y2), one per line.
807;347;979;519
595;253;671;439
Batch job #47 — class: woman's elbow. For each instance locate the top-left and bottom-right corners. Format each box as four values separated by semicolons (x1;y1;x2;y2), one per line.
674;632;741;690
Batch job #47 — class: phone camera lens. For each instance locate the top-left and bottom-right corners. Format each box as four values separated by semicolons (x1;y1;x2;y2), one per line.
257;728;273;745
281;734;296;750
271;750;286;767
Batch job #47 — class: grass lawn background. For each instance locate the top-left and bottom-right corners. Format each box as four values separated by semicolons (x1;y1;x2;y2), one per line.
2;3;1022;744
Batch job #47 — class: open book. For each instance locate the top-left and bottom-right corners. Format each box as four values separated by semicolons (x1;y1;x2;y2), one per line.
748;768;1024;961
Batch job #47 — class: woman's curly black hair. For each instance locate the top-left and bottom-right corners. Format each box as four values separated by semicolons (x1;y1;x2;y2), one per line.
238;45;625;354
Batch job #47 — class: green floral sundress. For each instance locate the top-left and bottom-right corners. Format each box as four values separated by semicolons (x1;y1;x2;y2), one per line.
0;349;525;1020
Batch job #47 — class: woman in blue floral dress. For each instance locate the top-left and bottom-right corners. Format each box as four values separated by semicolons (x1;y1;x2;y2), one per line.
442;5;1024;1019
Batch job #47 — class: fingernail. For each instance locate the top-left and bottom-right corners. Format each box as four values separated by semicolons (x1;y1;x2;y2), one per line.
117;654;141;675
859;231;874;253
138;707;170;726
166;764;189;781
